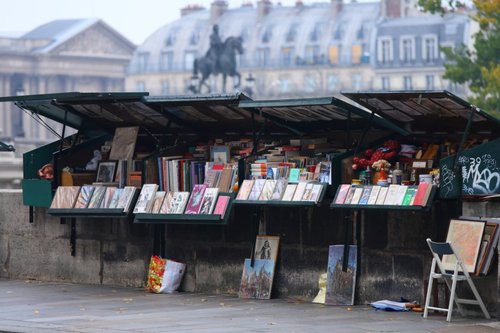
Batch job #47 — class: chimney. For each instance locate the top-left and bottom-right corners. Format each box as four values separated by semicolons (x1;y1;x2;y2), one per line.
295;0;304;8
380;0;402;18
210;0;228;23
331;0;343;18
257;0;272;21
180;4;206;17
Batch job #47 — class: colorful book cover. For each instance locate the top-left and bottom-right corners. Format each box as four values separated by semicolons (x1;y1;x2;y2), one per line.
334;184;351;204
50;186;80;209
159;192;174;214
413;182;429;206
199;188;219;214
375;187;389;205
289;168;300;183
358;186;372;205
100;187;117;208
301;183;314;201
151;191;166;213
259;180;277;201
308;184;323;202
74;185;95;208
108;188;123;209
248;179;266;201
343;186;358;205
185;184;207;214
236;179;255;200
281;184;297;201
421;184;435;206
402;187;417;206
383;185;400;205
367;185;381;205
168;192;190;214
117;186;137;213
292;182;307;201
213;195;230;218
394;185;408;205
271;178;288;200
88;186;106;208
350;187;364;205
133;184;158;214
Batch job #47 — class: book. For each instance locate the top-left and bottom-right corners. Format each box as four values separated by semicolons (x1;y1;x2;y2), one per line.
100;187;117;208
117;186;137;213
334;184;350;204
421;184;435;206
185;184;208;214
318;161;332;184
168;192;190;214
413;182;430;206
301;183;314;201
358;186;372;205
199;188;219;214
271;178;288;200
259;180;277;201
401;187;417;206
159;192;174;214
292;182;307;201
375;187;389;205
213;195;230;218
289;168;300;183
343;186;358;205
88;186;106;208
236;179;255;200
74;185;95;209
50;186;81;209
108;188;123;209
248;179;266;201
133;184;159;214
367;185;381;205
308;184;323;202
383;185;400;205
282;184;297;201
151;191;166;214
350;187;364;205
394;185;408;205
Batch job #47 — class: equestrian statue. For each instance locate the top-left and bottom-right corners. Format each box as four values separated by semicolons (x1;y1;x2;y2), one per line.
192;25;244;94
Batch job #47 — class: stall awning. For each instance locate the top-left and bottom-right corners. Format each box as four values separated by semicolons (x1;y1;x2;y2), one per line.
238;96;409;136
341;90;500;134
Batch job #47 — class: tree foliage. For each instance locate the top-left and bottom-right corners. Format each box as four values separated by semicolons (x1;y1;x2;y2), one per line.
417;0;500;118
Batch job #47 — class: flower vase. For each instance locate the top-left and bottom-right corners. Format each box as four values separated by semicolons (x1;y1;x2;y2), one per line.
376;169;389;186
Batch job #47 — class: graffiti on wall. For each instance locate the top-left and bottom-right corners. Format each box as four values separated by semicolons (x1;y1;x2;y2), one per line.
460;154;500;195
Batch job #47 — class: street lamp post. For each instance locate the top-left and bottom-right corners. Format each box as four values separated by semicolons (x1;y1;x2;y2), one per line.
243;73;255;97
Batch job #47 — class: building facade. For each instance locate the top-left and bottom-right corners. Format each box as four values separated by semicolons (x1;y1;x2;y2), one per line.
126;0;474;99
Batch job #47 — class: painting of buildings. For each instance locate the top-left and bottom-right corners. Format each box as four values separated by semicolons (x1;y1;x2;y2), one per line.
239;258;275;299
325;245;357;305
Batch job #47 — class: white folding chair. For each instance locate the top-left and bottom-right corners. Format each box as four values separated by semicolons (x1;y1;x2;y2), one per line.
423;238;490;322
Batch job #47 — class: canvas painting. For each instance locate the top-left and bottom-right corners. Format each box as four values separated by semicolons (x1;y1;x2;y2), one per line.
95;160;117;183
109;126;139;161
238;258;275;300
443;219;486;273
325;245;357;306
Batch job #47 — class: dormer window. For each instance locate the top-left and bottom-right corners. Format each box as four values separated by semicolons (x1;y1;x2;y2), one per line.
310;23;324;42
286;24;298;43
165;29;178;47
400;36;415;63
262;26;273;43
190;29;201;45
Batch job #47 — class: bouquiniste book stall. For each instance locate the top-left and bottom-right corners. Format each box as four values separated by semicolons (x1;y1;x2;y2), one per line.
2;90;499;302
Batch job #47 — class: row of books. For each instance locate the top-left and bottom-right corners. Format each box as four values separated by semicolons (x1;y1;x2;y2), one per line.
333;182;434;206
50;185;137;213
249;161;332;185
133;184;230;217
236;179;324;203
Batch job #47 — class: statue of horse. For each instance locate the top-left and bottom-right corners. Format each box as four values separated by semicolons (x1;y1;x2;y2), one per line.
192;36;244;94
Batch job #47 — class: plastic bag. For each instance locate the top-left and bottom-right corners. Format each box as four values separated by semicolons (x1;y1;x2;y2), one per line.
146;255;186;293
312;272;327;304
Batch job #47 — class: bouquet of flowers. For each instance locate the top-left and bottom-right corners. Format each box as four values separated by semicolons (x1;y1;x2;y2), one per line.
372;159;391;171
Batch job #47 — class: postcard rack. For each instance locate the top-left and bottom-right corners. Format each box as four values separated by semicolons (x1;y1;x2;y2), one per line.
133;193;235;225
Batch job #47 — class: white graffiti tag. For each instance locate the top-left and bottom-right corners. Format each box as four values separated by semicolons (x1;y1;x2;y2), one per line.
441;164;456;196
461;154;500;194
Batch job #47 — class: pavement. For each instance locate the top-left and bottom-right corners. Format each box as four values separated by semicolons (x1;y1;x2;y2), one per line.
0;279;499;333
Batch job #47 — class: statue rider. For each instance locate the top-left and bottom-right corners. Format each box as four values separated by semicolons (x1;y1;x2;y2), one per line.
207;25;223;73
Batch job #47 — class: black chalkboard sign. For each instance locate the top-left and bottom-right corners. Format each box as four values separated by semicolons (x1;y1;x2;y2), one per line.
439;138;500;198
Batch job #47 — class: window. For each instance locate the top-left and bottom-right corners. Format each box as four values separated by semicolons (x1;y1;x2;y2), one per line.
304;74;317;93
161;81;170;95
310;23;324;42
160;51;174;71
404;76;413;90
351;74;362;90
281;47;294;67
184;51;196;70
381;76;390;91
165;29;178;46
327;75;338;92
286;24;299;43
305;45;320;64
422;35;438;62
257;48;270;67
426;75;434;90
377;37;393;64
190;29;201;45
351;45;362;64
262;26;273;43
136;81;146;92
333;22;346;40
137;52;150;72
400;36;415;63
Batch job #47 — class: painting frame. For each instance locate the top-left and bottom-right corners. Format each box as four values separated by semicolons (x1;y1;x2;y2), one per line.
254;235;280;261
210;145;230;164
443;218;486;273
96;160;118;183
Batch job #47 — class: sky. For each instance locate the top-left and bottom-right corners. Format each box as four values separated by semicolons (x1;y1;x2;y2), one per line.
0;0;317;45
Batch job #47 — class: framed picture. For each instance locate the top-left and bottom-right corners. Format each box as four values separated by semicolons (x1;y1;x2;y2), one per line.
443;218;486;273
96;160;118;183
210;145;230;164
